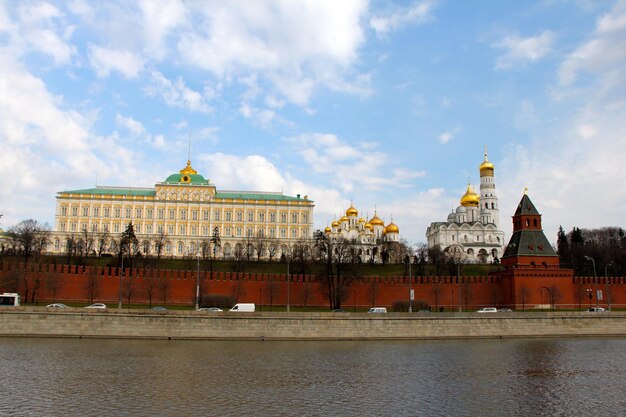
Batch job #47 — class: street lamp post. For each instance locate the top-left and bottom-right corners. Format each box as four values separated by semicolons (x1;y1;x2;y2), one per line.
584;256;599;308
286;256;290;313
195;254;200;310
408;256;412;313
605;262;613;311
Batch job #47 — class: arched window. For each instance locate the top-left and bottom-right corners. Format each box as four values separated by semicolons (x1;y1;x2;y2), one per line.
178;242;184;254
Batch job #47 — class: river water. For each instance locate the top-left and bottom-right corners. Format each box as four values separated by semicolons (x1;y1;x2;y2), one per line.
0;337;624;416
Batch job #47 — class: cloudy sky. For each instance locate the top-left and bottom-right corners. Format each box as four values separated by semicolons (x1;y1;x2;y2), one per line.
1;0;625;245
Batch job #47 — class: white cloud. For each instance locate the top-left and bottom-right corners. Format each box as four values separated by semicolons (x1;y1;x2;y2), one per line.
144;71;212;113
88;45;144;78
493;31;554;69
115;113;168;150
370;0;437;36
286;133;425;192
438;128;459;144
239;103;292;129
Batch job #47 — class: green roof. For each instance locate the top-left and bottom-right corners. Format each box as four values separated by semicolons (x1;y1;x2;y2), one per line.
163;173;209;184
514;194;540;216
215;192;308;202
59;187;155;197
503;230;557;258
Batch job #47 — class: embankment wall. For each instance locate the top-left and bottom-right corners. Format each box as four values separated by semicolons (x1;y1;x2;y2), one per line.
1;308;625;340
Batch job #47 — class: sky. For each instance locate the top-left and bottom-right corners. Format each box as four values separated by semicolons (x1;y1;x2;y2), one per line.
1;0;625;246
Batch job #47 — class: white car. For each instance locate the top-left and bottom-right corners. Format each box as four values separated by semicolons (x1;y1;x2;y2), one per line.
588;307;607;312
198;307;222;312
46;303;68;308
476;307;498;313
85;303;107;309
368;307;387;313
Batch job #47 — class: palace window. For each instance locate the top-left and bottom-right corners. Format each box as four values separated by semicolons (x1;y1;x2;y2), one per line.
91;224;97;232
136;208;142;218
93;207;99;217
291;229;297;238
158;209;164;219
191;226;197;236
157;225;163;234
303;214;308;223
280;229;286;238
143;242;150;253
103;224;109;232
226;227;232;237
104;207;110;217
214;211;220;221
236;227;242;237
269;229;275;238
225;211;232;221
136;225;141;234
82;207;89;216
146;225;152;234
125;207;131;218
61;206;67;216
167;225;174;235
60;223;66;231
259;212;265;222
115;207;121;218
280;213;287;223
178;243;184;254
180;210;187;220
192;210;198;220
166;242;171;254
202;226;208;236
179;225;186;235
147;209;153;219
270;213;276;222
248;212;254;222
203;210;209;221
72;207;78;216
236;211;243;221
114;224;120;233
169;209;175;220
247;228;253;237
292;213;298;223
54;239;60;250
71;223;77;232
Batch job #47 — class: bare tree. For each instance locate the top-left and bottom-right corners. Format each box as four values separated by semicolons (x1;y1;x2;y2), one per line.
7;219;51;264
265;278;280;311
518;286;531;311
299;281;313;310
85;267;100;303
267;239;278;262
153;230;167;268
95;229;109;257
45;269;64;302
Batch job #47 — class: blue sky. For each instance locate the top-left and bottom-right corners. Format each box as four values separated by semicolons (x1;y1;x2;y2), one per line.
1;0;625;245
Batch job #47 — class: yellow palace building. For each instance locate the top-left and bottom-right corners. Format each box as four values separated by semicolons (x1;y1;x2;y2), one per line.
51;160;314;259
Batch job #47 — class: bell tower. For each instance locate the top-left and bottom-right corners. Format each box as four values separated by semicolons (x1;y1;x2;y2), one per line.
479;146;499;228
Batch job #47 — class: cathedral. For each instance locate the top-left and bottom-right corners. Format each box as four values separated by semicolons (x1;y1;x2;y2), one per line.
425;149;505;263
323;205;400;263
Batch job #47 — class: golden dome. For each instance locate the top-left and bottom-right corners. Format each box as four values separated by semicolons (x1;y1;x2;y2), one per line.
358;217;366;223
324;226;331;234
385;222;399;234
460;184;480;207
340;216;349;223
331;219;339;227
479;147;494;176
346;205;358;216
368;213;385;226
365;222;373;230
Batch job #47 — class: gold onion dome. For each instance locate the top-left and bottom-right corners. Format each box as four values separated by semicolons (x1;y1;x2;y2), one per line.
340;216;349;223
365;222;373;230
331;219;339;227
368;213;385;226
358;217;366;223
385;222;399;234
346;205;358;216
460;184;480;207
479;148;494;176
324;226;331;234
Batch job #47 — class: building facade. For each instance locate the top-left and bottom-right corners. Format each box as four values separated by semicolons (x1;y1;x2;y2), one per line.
425;148;505;263
51;160;314;259
322;204;400;263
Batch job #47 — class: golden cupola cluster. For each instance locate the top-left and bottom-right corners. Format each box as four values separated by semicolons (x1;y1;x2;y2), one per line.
346;205;358;216
324;205;399;236
460;184;480;207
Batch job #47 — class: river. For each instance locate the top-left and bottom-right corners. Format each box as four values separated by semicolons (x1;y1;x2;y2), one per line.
0;337;624;416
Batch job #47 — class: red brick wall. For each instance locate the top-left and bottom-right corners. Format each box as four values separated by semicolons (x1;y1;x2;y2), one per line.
1;261;625;310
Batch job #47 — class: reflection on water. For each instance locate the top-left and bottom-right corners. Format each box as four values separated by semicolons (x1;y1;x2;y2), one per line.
0;337;624;416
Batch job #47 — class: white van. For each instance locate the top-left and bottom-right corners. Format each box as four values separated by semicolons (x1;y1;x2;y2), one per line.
368;307;387;313
229;303;255;312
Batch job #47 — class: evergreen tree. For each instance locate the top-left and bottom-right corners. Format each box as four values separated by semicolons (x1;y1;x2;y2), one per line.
556;226;571;267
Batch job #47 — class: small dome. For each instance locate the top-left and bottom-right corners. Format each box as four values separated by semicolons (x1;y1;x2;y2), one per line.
456;205;467;214
368;213;385;226
447;212;456;221
346;205;358;216
331;219;339;227
479;149;495;176
385;222;399;234
358;217;366;223
365;222;373;230
339;216;349;223
460;184;479;207
324;226;331;234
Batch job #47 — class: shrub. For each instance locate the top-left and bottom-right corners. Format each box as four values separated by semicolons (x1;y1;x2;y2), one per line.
392;300;430;312
199;294;235;309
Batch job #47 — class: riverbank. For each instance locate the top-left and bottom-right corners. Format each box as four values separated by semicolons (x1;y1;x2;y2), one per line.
2;308;625;340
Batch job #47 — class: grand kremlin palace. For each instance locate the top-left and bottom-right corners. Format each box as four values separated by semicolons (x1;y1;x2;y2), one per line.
50;160;314;259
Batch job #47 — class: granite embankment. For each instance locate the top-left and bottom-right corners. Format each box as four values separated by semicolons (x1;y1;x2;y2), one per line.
2;308;626;340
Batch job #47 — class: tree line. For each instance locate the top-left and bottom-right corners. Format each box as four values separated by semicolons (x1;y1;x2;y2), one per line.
557;226;626;277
